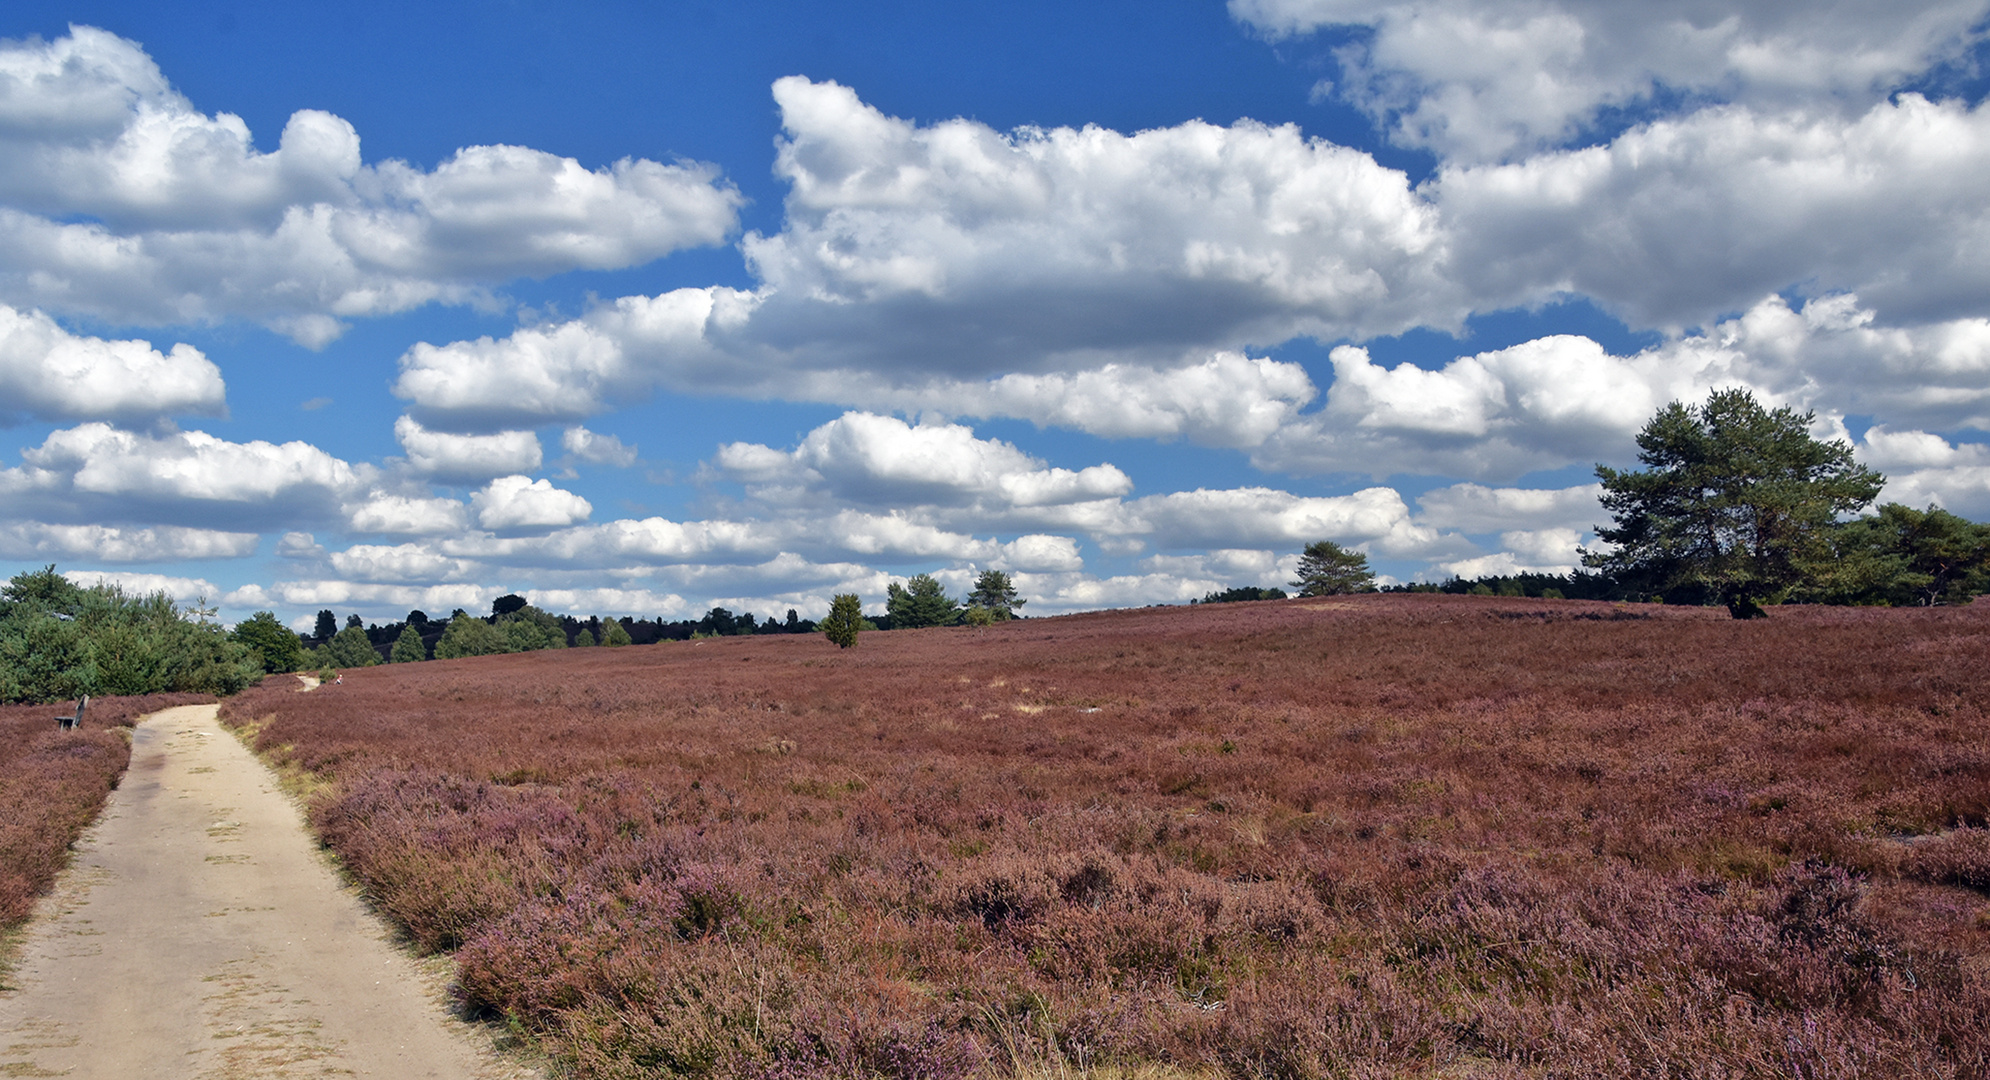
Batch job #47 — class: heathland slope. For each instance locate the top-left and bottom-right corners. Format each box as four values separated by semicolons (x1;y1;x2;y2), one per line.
221;594;1990;1079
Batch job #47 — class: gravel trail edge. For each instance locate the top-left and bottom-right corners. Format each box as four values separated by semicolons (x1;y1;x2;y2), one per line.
0;703;538;1079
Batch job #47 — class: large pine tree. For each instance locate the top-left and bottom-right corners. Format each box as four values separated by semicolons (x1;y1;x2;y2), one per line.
1585;389;1883;617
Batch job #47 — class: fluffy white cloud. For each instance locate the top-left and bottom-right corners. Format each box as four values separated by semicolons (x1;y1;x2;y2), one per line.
742;76;1452;361
1254;334;1690;478
1415;482;1603;534
839;352;1319;448
1097;485;1445;557
1699;296;1990;431
994;534;1085;573
394;416;542;481
0;521;256;562
471;476;593;530
392;287;752;427
1012;570;1223;612
0;27;742;342
392;77;1450;429
1253;294;1990;481
236;579;496;619
1859;427;1990;518
329;543;480;583
343;492;472;536
453;515;776;566
2;423;360;529
1438;527;1588;579
561;426;638;467
812;510;1001;562
1139;548;1296;590
1438;95;1990;329
61;569;224;606
1233;0;1987;161
0;305;224;424
716;412;1132;508
652;552;885;594
276;531;325;558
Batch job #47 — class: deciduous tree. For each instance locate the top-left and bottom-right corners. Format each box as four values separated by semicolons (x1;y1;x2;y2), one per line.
232;611;304;673
434;613;509;659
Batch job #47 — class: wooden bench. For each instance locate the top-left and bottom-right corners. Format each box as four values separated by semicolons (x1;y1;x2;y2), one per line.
54;695;88;731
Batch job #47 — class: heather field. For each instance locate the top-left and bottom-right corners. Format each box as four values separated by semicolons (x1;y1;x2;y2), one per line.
219;595;1990;1079
0;692;215;930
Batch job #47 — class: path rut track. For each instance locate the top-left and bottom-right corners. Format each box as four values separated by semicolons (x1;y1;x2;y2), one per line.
0;704;538;1079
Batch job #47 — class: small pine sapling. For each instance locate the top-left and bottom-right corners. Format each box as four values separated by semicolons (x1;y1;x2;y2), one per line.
822;594;864;648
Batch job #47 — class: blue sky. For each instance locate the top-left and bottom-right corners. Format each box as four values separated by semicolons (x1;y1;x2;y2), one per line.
4;0;1990;629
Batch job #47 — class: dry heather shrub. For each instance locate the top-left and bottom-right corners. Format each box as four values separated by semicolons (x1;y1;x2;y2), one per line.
554;944;780;1080
311;769;581;951
943;852;1060;930
214;596;1990;1078
1904;827;1990;891
752;1010;983;1080
1216;959;1444;1080
457;846;756;1021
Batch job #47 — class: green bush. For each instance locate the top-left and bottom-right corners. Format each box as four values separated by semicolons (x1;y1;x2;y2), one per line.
231;610;305;673
435;614;510;659
0;566;262;704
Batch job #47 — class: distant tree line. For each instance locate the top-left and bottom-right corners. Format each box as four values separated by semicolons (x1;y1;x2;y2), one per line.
258;569;1033;668
1193;586;1288;604
286;596;672;668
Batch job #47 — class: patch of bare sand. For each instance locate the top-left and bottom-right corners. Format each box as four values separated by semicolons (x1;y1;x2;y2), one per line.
0;704;539;1079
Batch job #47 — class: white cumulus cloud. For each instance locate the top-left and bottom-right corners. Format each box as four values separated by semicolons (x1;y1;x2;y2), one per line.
61;569;224;606
1415;482;1604;534
1859;427;1990;519
471;475;593;530
391;77;1451;430
1438;95;1990;329
1233;0;1987;161
0;305;224;425
2;423;360;530
1253;294;1990;481
1103;485;1445;557
561;426;638;467
715;412;1133;509
394;416;542;482
837;352;1319;449
0;521;257;562
343;491;472;536
329;543;480;583
0;26;742;342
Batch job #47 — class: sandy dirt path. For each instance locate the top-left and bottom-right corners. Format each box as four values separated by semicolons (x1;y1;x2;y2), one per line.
0;704;538;1079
